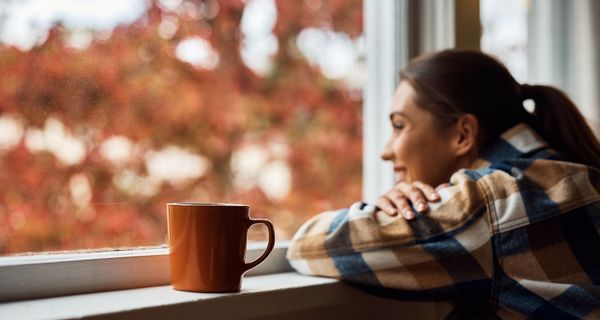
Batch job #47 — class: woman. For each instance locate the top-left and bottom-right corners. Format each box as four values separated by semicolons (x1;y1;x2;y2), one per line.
287;50;600;319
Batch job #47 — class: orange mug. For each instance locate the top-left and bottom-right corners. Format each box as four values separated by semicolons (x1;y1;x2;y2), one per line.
167;202;275;292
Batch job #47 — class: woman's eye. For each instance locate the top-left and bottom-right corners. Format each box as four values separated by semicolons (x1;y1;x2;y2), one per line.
392;123;404;130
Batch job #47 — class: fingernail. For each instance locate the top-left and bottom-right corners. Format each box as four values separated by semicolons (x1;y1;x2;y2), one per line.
430;193;440;200
387;208;398;216
404;210;414;219
417;202;427;212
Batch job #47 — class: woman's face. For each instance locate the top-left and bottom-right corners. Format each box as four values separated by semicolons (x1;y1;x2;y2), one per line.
380;81;466;187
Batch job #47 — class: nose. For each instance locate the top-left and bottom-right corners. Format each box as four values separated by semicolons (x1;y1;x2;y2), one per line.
380;139;393;161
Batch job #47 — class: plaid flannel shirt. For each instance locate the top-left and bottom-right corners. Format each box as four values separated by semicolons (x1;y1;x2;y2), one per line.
287;123;600;319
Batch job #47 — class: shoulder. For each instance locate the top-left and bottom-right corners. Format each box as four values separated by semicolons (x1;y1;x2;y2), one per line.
467;159;600;231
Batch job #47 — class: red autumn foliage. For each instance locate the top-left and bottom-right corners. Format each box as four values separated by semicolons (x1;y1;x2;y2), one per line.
0;0;363;254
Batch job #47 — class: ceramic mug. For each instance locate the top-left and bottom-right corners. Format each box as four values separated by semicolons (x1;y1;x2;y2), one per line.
167;202;275;292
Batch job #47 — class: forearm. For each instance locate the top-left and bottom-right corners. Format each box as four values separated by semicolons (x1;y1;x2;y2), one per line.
286;172;492;291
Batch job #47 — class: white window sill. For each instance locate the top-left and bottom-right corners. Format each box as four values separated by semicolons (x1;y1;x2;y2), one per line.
0;272;442;320
0;242;292;302
0;272;325;319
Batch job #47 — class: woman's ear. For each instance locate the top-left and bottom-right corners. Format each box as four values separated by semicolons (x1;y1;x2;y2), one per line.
453;114;479;156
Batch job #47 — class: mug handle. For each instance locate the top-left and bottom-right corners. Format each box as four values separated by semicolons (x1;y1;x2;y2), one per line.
243;218;275;272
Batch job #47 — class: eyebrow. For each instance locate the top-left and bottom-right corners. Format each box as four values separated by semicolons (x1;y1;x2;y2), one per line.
389;111;408;121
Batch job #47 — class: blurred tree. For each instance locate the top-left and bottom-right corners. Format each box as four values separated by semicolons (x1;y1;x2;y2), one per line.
0;0;363;254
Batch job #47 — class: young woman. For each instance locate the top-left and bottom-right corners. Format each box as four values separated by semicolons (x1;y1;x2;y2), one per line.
287;50;600;319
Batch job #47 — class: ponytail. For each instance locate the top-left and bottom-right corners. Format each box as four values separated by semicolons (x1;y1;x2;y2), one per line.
522;84;600;168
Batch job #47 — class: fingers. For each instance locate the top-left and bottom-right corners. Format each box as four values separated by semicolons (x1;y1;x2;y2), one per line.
376;190;414;219
412;181;441;202
376;181;441;220
389;189;414;219
394;181;431;214
376;196;398;216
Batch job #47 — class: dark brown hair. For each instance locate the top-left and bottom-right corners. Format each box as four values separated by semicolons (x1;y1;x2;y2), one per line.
400;49;600;168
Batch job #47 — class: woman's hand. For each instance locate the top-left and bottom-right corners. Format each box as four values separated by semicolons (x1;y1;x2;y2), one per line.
376;181;447;219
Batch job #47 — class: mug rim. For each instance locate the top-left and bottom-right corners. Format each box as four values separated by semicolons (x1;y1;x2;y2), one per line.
167;202;249;207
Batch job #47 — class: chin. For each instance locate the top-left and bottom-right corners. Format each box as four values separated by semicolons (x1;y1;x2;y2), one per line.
394;173;407;183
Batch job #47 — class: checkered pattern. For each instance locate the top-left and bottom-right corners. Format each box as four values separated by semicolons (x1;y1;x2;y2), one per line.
287;123;600;319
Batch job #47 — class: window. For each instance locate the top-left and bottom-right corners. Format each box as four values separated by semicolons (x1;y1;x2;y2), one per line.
480;0;528;82
0;0;364;255
0;0;476;301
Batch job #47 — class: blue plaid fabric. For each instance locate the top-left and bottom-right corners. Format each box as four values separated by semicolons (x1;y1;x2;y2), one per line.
287;123;600;319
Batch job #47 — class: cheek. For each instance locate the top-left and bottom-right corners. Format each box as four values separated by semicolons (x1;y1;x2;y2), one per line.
391;135;413;159
391;134;424;171
393;133;450;182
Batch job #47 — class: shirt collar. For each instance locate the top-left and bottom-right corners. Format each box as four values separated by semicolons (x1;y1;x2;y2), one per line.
472;123;548;169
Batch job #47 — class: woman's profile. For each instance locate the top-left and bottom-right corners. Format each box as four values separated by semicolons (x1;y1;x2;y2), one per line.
287;49;600;319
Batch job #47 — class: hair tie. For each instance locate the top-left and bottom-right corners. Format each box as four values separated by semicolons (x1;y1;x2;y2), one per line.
520;84;534;100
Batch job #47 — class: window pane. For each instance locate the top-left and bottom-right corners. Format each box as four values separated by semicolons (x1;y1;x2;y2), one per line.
480;0;528;82
0;0;363;254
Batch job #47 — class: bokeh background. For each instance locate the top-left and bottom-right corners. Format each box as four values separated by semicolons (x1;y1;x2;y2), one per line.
0;0;364;254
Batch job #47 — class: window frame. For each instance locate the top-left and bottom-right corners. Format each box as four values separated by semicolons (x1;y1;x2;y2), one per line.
362;0;407;204
362;0;456;203
0;0;460;302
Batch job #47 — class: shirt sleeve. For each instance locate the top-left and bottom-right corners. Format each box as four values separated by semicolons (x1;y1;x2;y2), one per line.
286;170;494;292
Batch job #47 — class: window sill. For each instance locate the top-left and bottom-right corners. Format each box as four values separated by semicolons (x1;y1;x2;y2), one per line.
0;241;292;302
0;272;441;320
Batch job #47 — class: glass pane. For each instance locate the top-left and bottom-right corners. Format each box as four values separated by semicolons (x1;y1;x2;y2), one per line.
480;0;528;82
0;0;364;254
480;0;530;82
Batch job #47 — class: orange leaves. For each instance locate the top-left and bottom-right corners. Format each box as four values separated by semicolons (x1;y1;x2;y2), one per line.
0;0;364;254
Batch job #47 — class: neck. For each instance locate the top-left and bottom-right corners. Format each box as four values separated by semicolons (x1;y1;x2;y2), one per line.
451;150;480;176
